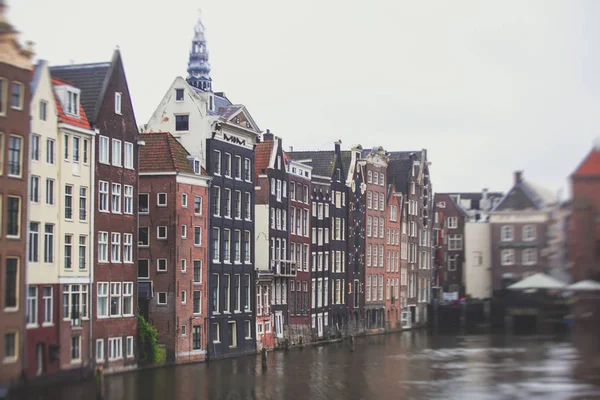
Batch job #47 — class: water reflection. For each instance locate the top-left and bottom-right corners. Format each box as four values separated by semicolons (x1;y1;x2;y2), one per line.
16;331;600;400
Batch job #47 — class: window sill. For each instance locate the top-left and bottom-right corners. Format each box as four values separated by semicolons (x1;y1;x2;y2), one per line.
27;324;39;329
42;323;54;328
2;357;18;364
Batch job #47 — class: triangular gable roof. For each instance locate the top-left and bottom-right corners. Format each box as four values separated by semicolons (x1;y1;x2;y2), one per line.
219;105;260;132
492;179;554;212
139;132;202;174
255;140;274;180
571;148;600;178
50;49;122;124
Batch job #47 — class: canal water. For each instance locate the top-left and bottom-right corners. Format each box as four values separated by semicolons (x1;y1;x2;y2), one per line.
18;331;600;400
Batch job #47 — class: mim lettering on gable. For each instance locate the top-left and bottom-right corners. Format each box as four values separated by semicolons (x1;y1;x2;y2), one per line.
224;134;246;146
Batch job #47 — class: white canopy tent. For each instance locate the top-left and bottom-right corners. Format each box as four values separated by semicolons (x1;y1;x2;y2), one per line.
507;273;566;291
566;280;600;292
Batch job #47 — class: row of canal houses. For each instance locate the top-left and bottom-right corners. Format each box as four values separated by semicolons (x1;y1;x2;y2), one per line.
0;7;433;390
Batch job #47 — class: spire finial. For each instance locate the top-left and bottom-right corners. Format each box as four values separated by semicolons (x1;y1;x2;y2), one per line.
186;8;212;92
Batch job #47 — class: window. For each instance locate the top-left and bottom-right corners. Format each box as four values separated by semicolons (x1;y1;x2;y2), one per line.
108;337;122;360
223;229;231;261
245;192;252;220
193;325;202;350
139;193;149;213
0;79;5;116
79;187;87;220
115;92;122;114
30;176;40;203
71;336;81;361
473;251;483;266
234;230;241;262
522;249;537;265
235;191;242;219
175;88;184;101
212;323;220;342
123;234;132;263
157;226;167;240
3;258;19;310
65;185;73;219
98;231;108;262
8;135;22;176
194;159;200;174
194;196;202;215
244;231;251;262
448;234;463;250
29;222;39;263
46;138;55;164
380;193;384;210
31;134;40;161
244;158;251;181
138;259;150;279
214;150;222;175
194;260;202;283
110;283;121;316
523;225;536;241
123;185;133;214
447;217;457;229
138;227;149;247
64;235;73;269
193;290;201;314
43;286;53;325
229;321;237;348
501;225;514;241
111;183;122;213
243;274;251;311
448;255;458;271
212;274;220;313
97;283;108;317
99;181;109;212
27;286;38;326
63;134;70;161
3;332;17;362
44;224;54;263
175;115;189;131
157;258;167;272
367;191;372;209
157;192;167;207
157;292;167;305
99;136;109;164
66;90;79;115
181;259;187;272
112;139;122;166
83;139;89;163
501;249;515;266
73;136;80;162
126;336;134;358
181;290;187;304
44;179;54;207
111;233;121;262
96;340;104;362
213;186;221;216
223;153;232;177
124;142;134;169
11;81;24;110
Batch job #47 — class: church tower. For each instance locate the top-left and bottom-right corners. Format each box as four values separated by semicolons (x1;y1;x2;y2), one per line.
186;10;212;92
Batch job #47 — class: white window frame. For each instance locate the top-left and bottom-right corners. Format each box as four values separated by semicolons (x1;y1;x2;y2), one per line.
124;142;134;169
115;92;122;115
111;139;122;167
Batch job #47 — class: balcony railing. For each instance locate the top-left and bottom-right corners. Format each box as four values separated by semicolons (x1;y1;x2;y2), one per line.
271;259;297;277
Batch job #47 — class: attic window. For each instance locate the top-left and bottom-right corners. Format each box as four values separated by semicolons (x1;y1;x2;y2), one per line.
245;122;251;128
235;117;240;124
194;159;200;174
115;92;122;114
175;89;184;101
67;91;79;116
438;201;446;208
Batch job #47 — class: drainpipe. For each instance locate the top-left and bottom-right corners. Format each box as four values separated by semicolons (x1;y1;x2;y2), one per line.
206;175;213;360
89;128;98;373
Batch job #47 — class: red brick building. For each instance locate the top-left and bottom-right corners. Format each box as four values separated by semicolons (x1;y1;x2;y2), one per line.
51;50;139;372
138;132;210;363
385;188;402;328
0;2;33;388
570;142;600;282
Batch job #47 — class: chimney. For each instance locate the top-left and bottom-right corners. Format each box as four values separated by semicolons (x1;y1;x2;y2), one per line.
514;170;523;184
289;146;294;152
482;188;489;201
263;129;274;141
334;140;342;152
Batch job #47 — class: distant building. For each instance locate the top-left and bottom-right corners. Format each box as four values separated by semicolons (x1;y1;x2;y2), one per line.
489;171;557;294
0;1;34;388
464;222;493;299
138;132;211;363
570;141;600;282
444;190;504;222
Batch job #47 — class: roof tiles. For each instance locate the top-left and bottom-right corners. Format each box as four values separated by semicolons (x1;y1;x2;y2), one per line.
139;132;200;174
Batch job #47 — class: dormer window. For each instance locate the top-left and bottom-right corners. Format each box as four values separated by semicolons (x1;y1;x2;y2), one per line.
67;90;79;116
115;92;122;114
194;160;201;174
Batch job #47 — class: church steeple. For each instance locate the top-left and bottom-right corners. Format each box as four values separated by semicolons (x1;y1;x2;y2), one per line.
186;10;212;92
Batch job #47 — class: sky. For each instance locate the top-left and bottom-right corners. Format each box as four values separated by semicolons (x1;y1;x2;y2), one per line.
9;0;600;196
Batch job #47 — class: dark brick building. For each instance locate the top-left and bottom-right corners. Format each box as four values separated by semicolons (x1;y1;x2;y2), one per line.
138;132;211;363
51;50;140;372
0;3;33;388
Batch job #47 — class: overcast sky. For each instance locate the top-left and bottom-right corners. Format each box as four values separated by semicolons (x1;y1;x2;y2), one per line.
10;0;600;195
